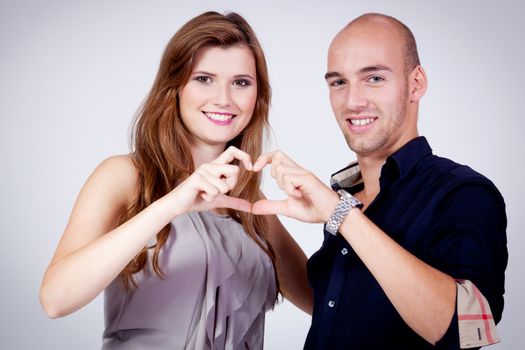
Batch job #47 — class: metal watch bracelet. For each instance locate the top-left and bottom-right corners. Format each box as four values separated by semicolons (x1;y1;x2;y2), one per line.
325;189;363;236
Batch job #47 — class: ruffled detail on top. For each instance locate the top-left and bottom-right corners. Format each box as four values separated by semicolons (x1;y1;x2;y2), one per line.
184;211;276;350
102;211;276;350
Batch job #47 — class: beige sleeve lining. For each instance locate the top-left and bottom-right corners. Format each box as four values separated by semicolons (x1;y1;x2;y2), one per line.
456;280;501;349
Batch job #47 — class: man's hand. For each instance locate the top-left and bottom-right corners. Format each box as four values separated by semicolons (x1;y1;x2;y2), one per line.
251;150;339;223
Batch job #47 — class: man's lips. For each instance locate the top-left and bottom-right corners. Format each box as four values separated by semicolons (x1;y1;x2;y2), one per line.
344;115;378;133
346;116;377;126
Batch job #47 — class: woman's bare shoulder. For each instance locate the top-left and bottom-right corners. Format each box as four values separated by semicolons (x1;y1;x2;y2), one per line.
88;154;140;205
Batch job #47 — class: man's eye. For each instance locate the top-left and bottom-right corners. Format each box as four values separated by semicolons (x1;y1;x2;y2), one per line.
329;79;346;87
367;76;384;83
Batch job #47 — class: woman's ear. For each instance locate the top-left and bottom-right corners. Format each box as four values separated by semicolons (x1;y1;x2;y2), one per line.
409;65;428;102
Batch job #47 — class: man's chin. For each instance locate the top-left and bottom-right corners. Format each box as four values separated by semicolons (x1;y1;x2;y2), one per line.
345;138;387;157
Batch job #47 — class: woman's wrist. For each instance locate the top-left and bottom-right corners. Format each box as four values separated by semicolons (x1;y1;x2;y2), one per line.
151;191;186;222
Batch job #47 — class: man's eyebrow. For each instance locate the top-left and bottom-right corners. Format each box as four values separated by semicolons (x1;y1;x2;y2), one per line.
324;65;392;80
358;65;392;74
324;71;342;80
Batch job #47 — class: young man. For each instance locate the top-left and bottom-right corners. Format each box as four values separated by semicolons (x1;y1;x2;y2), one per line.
253;13;507;349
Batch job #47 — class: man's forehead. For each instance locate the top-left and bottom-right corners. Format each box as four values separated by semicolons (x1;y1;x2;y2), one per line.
327;26;404;72
328;43;396;66
334;23;401;48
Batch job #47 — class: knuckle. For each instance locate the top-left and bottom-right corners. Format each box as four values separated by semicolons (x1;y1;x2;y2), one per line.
225;180;236;191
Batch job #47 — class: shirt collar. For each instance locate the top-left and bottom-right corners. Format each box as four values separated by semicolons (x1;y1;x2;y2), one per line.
330;136;433;191
386;136;433;179
330;161;363;192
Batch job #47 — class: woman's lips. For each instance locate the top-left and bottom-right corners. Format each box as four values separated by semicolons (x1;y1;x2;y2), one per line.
203;111;236;125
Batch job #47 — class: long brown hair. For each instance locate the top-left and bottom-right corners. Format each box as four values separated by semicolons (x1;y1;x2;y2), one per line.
119;11;277;295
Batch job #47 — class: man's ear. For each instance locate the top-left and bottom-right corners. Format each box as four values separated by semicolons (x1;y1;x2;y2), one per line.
409;65;428;102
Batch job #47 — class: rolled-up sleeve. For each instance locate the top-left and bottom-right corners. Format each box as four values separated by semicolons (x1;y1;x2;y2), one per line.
428;182;508;348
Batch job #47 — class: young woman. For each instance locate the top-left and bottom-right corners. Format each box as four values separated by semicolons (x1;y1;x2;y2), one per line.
40;11;311;349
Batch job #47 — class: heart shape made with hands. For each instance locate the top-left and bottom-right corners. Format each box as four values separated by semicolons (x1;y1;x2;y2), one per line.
209;148;336;223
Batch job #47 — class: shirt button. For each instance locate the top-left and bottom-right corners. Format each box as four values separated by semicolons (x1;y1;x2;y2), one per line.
328;300;335;308
341;248;348;255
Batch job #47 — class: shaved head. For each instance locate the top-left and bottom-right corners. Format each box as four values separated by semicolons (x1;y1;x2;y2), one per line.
325;12;427;157
337;13;420;74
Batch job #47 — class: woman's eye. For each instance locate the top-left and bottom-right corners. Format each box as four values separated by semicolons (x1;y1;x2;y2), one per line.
195;76;212;84
233;79;251;87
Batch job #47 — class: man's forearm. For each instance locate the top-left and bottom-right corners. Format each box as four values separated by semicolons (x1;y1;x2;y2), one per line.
338;208;457;344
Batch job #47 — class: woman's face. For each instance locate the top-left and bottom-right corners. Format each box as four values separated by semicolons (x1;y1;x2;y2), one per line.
179;44;257;150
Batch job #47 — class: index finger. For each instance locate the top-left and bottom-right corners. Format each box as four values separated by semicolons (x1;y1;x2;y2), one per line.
251;199;289;216
252;150;298;172
214;146;252;170
213;194;252;213
252;151;276;172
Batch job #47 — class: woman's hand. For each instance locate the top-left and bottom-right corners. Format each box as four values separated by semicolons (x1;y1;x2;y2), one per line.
39;147;252;318
166;146;253;215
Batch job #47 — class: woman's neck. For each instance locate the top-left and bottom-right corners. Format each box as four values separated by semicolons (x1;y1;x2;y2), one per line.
190;141;227;168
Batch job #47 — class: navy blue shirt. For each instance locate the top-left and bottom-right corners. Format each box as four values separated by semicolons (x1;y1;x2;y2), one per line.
305;137;507;350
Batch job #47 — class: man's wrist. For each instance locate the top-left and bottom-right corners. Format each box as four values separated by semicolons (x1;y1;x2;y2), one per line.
323;191;341;222
325;190;363;236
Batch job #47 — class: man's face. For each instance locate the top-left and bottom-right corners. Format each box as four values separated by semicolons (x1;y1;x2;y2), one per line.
326;23;415;158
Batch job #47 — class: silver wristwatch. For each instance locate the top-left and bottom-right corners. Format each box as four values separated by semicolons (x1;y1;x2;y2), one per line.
325;189;363;236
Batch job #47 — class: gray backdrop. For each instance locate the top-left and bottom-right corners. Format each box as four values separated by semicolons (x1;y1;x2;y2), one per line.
1;0;523;349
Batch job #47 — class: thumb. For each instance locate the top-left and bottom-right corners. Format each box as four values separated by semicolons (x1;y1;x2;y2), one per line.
212;194;252;213
251;199;288;216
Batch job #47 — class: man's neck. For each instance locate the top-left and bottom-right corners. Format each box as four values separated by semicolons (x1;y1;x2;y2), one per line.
354;155;384;208
353;133;419;207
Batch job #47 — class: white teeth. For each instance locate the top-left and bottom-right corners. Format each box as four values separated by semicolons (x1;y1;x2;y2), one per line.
205;112;234;121
350;118;373;126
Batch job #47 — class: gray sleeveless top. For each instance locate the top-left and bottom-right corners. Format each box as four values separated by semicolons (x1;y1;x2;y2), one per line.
102;211;276;349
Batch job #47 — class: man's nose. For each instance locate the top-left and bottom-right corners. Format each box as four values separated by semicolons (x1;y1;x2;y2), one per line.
345;85;368;112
